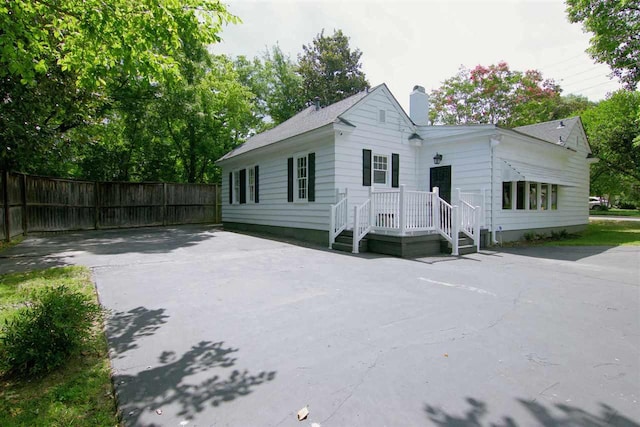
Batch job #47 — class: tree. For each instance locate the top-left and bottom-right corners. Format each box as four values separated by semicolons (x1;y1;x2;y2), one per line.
429;62;562;126
262;46;306;124
0;0;237;175
298;29;369;107
581;90;640;200
1;0;237;89
566;0;640;90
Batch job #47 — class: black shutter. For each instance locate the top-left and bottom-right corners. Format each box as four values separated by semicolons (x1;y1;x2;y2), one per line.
362;149;372;186
254;165;259;203
239;169;246;204
287;157;294;202
308;153;315;202
392;153;399;188
228;172;233;204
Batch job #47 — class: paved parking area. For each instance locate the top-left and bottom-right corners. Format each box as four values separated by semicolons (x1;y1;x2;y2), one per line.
1;226;638;426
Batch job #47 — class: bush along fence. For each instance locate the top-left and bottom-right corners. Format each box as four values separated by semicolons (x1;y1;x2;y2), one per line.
0;171;221;241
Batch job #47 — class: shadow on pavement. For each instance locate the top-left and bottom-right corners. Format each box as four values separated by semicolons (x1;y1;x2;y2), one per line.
106;306;170;359
0;225;220;274
115;341;276;426
494;245;615;262
424;397;639;426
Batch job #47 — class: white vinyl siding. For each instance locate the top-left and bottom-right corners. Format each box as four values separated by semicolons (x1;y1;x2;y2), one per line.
220;132;334;232
492;128;589;232
334;87;418;227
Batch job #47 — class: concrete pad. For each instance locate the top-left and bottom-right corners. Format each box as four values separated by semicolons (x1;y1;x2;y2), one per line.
1;226;638;426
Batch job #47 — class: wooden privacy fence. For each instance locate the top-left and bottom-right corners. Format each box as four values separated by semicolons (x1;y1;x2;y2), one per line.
0;171;221;241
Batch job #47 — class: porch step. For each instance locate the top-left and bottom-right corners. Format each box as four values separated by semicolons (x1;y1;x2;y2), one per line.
332;230;368;253
440;233;478;255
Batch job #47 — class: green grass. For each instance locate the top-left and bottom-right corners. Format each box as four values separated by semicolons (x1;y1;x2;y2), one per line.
541;221;640;246
0;236;24;253
0;267;118;426
590;208;640;217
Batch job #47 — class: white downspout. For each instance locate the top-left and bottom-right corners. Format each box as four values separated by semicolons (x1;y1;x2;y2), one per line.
490;135;501;245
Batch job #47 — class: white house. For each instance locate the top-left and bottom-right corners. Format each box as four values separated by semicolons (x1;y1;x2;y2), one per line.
216;84;593;257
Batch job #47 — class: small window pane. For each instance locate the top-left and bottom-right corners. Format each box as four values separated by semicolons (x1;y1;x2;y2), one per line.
540;184;548;210
502;182;512;209
233;171;240;204
516;181;525;210
529;183;537;210
296;156;308;200
373;155;388;185
551;185;558;210
248;168;255;202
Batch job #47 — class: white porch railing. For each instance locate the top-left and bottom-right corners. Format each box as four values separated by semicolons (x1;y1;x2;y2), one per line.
352;199;372;253
457;189;487;228
456;188;483;251
371;186;435;233
329;189;348;248
434;189;459;256
329;185;482;256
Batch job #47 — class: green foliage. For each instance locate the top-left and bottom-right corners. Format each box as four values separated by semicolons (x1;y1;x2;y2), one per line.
0;267;117;425
429;62;562;126
566;0;640;90
261;45;306;124
542;221;640;246
0;286;102;378
581;90;640;197
298;29;369;107
0;0;238;90
0;0;238;178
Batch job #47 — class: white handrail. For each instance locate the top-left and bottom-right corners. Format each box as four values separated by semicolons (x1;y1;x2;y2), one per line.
434;191;459;256
457;189;481;251
458;189;486;228
329;190;348;248
352;199;372;253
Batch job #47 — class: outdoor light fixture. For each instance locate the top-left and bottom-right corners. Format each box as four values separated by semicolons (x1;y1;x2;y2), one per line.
433;153;443;165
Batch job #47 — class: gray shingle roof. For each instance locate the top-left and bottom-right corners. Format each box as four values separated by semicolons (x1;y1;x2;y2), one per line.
218;89;371;162
513;116;580;145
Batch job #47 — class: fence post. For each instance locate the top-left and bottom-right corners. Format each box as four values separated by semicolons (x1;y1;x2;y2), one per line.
21;173;27;236
163;183;168;226
2;171;10;242
399;184;406;235
94;181;100;230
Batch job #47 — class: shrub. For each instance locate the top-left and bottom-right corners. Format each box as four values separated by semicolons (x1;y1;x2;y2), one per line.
618;201;638;210
0;285;102;378
523;232;535;241
550;229;569;240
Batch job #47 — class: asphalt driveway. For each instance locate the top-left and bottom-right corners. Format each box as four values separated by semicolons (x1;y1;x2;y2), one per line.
1;225;638;426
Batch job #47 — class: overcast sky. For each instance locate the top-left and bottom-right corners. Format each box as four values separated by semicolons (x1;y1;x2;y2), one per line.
212;0;621;111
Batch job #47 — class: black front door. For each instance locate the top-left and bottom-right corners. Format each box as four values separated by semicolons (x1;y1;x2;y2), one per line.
430;166;451;203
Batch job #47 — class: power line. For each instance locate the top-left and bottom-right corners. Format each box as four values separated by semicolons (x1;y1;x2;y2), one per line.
561;73;611;89
568;80;620;95
539;52;585;69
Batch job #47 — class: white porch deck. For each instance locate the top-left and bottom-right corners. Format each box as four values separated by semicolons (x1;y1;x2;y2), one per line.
330;186;484;255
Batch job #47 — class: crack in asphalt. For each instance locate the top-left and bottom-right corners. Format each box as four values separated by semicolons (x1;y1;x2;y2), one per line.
321;352;382;424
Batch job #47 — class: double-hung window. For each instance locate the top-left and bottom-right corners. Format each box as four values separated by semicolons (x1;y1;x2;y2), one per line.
248;167;255;203
233;170;240;204
296;155;308;201
373;154;388;185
